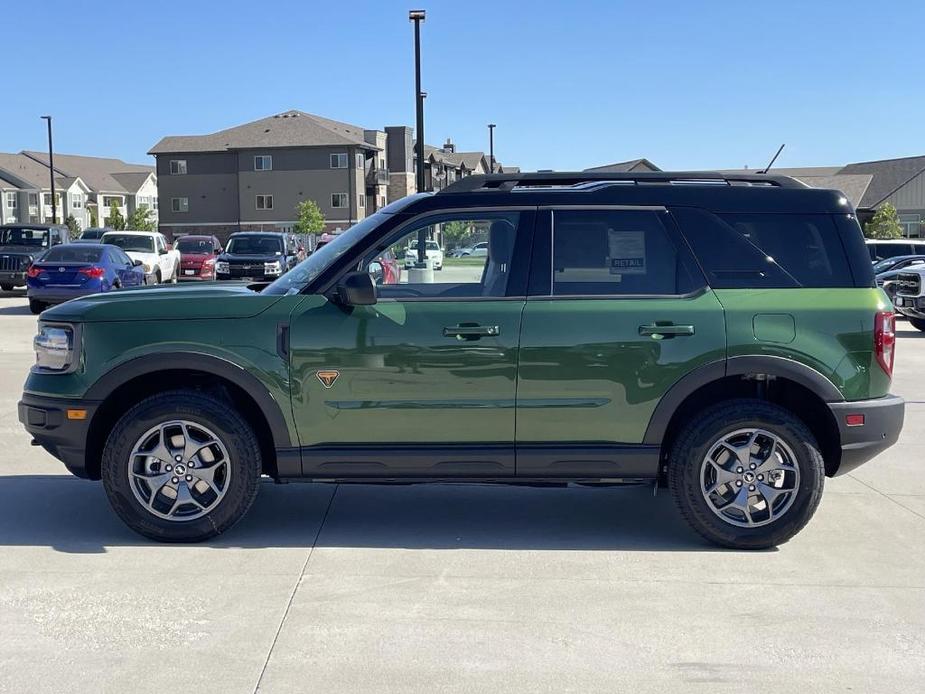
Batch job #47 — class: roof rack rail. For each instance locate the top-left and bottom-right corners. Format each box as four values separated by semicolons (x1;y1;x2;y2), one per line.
439;171;807;194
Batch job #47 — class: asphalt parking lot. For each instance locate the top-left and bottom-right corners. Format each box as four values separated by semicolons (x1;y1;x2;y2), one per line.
0;289;923;693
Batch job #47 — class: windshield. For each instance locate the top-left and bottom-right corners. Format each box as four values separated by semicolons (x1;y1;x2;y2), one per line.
80;229;106;240
41;246;103;263
226;235;283;255
177;237;214;253
102;234;154;253
263;212;389;296
0;227;49;247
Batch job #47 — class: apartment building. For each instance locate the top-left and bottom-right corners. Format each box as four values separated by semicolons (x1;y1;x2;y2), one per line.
150;110;511;241
0;151;156;229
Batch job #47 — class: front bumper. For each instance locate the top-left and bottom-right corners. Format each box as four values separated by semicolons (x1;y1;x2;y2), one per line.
18;393;99;479
0;270;26;286
828;394;905;475
893;295;925;319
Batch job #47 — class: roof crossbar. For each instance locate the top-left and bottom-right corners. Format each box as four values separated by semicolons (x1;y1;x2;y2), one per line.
439;171;806;194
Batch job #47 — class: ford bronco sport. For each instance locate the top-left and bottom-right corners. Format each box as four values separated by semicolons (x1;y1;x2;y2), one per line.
19;172;904;549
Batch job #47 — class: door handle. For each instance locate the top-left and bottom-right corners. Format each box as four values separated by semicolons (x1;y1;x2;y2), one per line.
639;323;695;339
443;324;501;340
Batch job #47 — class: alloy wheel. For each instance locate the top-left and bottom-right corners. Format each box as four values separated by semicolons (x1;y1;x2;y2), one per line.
700;428;800;528
127;420;231;521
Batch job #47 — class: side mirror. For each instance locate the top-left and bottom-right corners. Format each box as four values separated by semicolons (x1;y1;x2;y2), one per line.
214;248;222;254
133;259;143;267
337;271;377;306
158;248;168;255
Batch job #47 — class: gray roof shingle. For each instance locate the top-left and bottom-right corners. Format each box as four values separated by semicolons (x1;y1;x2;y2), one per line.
838;156;925;207
149;110;380;154
21;151;153;194
584;158;662;173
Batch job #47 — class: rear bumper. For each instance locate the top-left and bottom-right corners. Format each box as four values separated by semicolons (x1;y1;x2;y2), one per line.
18;393;99;479
828;394;905;475
27;287;100;304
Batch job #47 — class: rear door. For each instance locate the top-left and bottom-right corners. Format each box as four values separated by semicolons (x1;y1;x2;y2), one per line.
515;206;726;477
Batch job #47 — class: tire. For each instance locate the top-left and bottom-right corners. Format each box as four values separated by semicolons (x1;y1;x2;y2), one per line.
909;317;925;332
28;299;45;315
101;390;262;542
150;269;161;285
668;398;824;550
0;283;14;292
170;263;179;283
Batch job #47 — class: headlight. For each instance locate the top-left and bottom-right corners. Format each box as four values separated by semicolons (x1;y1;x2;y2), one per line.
216;261;229;274
264;261;282;275
33;323;76;373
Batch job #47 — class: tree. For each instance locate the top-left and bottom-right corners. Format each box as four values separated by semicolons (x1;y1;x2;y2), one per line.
126;204;156;231
864;202;903;240
106;200;125;230
294;199;324;234
65;214;81;236
441;220;471;248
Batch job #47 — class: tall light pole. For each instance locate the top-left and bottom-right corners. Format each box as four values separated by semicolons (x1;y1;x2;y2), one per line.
409;9;426;194
487;123;496;173
40;116;56;223
408;9;428;272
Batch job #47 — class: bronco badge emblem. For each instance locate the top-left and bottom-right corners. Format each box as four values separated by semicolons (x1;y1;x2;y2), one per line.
316;370;340;388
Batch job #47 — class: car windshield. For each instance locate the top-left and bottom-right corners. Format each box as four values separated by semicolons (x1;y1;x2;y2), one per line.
226;236;283;255
263;212;389;296
0;227;49;247
102;234;154;253
177;237;214;253
41;246;103;263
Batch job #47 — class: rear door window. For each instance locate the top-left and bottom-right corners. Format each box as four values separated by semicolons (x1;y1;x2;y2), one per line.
549;209;702;296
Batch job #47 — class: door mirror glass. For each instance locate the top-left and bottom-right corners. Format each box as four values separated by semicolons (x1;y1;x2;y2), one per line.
133;259;143;267
338;271;377;306
158;247;167;255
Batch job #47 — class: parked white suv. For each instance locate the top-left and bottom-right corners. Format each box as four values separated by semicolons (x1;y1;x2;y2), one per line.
892;266;925;331
101;231;180;285
404;240;444;270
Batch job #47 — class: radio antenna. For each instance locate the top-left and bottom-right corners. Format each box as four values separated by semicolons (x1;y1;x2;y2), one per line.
759;144;785;174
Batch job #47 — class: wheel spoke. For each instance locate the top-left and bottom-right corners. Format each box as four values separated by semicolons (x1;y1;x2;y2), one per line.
190;464;223;495
133;471;173;506
167;483;203;517
706;460;738;493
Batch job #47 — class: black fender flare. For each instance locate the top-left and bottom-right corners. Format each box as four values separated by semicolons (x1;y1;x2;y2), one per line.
643;356;843;445
84;351;293;448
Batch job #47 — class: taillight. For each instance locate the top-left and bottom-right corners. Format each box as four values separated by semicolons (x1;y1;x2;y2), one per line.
874;310;896;376
26;265;44;278
78;266;105;279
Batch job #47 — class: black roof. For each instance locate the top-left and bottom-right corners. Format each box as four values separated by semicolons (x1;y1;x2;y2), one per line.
411;172;853;215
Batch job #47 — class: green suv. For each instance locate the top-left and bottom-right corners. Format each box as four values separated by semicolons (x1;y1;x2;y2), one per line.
19;172;904;549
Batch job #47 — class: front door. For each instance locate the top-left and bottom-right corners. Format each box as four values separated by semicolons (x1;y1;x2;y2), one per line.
289;209;535;477
515;207;726;477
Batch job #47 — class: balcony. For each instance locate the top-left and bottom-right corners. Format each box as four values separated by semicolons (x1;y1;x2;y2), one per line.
366;167;390;186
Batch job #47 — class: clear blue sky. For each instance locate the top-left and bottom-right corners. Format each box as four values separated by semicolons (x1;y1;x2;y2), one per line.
3;0;923;172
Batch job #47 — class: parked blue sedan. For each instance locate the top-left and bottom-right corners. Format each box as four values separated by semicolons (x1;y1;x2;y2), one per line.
25;243;145;314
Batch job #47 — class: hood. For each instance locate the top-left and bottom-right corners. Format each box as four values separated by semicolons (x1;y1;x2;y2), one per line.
124;250;156;259
42;283;284;323
0;245;42;256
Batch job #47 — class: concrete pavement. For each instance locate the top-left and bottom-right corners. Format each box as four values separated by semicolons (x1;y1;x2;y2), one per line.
0;291;923;693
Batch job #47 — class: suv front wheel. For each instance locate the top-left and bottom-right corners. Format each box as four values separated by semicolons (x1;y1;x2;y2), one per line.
101;390;262;542
668;399;824;549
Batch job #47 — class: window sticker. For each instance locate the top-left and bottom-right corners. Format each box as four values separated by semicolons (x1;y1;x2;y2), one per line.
608;230;646;275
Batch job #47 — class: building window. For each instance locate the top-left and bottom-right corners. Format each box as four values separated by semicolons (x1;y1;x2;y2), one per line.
899;214;922;238
6;192;16;209
169;160;187;175
103;196;123;207
358;194;365;209
72;196;82;209
256;194;274;210
152;198;159;211
254;155;272;171
379;157;386;169
43;193;53;206
171;197;189;213
357;153;365;169
332;193;348;208
330;153;348;169
28;193;38;206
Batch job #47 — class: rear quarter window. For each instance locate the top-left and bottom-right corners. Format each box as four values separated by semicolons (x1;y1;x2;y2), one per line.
672;208;860;288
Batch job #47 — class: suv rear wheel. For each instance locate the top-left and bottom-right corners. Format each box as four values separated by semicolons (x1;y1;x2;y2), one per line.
909;317;925;332
101;390;262;542
668;399;824;549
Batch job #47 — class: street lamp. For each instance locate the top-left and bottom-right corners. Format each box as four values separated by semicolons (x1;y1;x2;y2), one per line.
487;123;496;174
40;116;56;223
408;9;429;273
